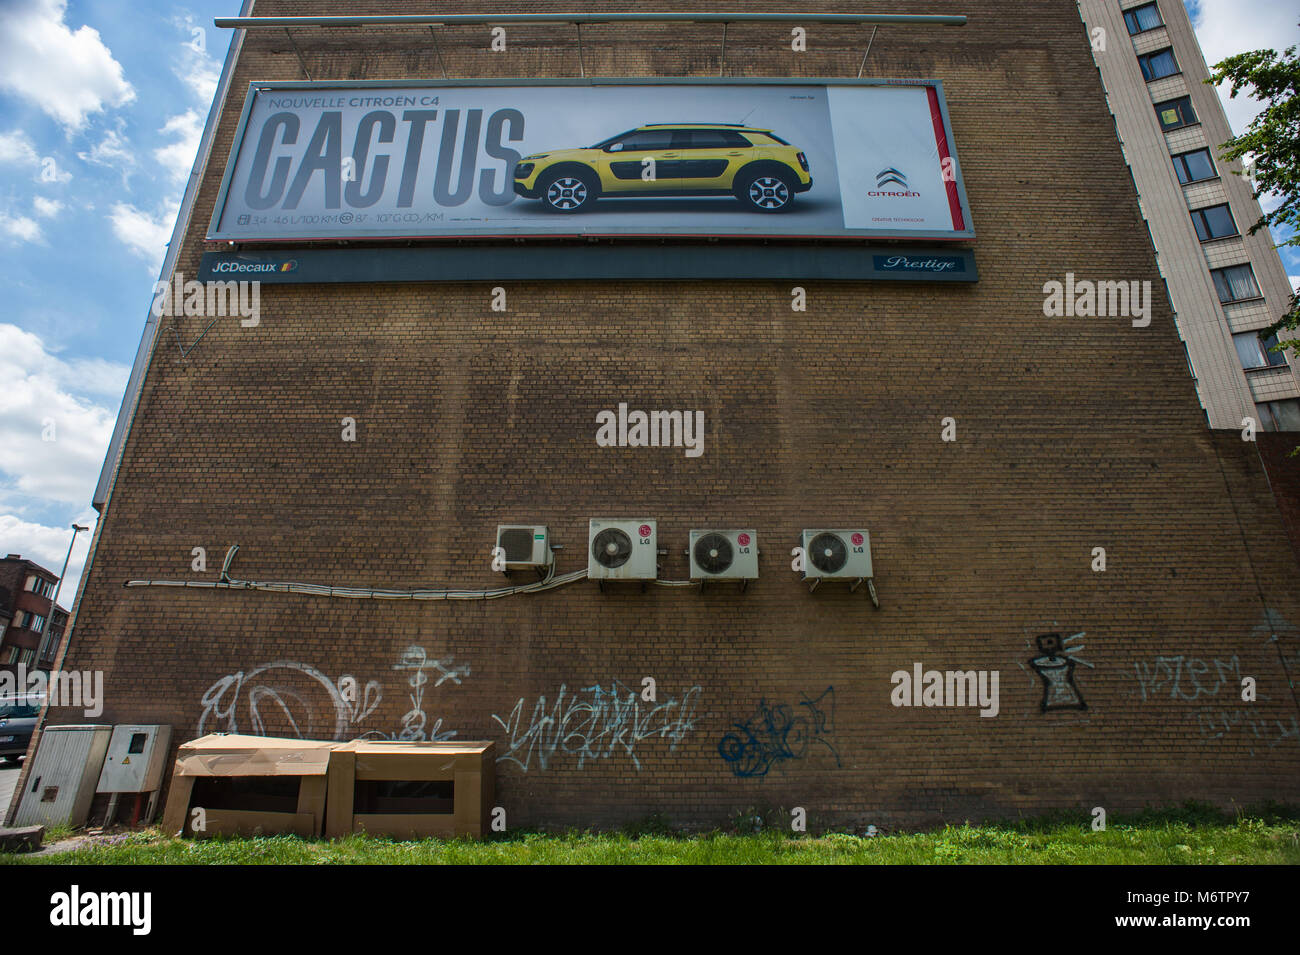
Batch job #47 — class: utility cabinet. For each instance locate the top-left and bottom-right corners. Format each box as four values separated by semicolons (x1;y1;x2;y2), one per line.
96;724;172;825
13;725;112;828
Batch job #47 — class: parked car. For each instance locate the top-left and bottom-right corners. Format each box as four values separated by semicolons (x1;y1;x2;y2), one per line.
513;123;813;214
0;695;44;763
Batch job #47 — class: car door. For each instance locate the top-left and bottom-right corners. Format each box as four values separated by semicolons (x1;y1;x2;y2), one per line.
597;128;682;194
674;129;750;195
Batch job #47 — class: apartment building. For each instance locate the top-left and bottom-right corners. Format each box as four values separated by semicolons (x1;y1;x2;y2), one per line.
35;1;1300;830
1080;0;1300;430
0;555;70;673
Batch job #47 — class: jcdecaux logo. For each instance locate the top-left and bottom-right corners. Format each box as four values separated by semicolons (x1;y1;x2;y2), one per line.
210;259;297;274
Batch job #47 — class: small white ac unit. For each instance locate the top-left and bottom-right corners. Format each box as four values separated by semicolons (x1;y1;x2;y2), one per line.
588;519;658;583
801;529;878;604
495;525;553;574
689;529;759;585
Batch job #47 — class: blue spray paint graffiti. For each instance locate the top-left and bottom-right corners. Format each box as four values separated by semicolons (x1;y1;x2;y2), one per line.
492;681;702;772
718;687;841;778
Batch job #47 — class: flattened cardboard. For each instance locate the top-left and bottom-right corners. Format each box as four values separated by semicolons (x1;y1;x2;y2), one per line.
161;734;337;838
325;740;495;840
161;735;496;841
172;734;335;776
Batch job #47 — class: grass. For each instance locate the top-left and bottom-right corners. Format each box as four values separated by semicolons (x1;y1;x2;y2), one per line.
4;802;1297;865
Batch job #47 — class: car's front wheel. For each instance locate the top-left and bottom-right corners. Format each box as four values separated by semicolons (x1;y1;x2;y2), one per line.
539;169;597;213
737;170;796;213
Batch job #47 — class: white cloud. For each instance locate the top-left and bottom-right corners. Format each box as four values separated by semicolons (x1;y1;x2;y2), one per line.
0;130;70;183
108;201;178;273
32;196;62;218
1187;0;1300;135
0;130;39;165
0;212;42;244
1291;275;1300;295
76;121;134;179
0;323;126;511
0;513;97;605
154;110;203;183
0;0;135;132
171;15;221;105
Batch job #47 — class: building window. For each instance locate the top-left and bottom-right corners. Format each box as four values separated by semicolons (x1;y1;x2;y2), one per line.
22;575;52;597
4;646;17;664
1155;96;1197;130
1257;399;1300;431
1211;264;1261;303
1234;331;1288;370
38;634;59;661
1138;48;1179;81
1124;3;1164;34
1173;148;1216;184
18;649;34;667
1191;204;1238;241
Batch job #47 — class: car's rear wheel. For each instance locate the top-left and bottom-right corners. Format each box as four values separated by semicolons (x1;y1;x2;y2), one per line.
738;170;796;213
540;169;597;213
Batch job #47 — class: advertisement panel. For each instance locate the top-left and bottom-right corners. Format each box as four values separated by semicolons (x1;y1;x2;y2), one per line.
208;79;974;242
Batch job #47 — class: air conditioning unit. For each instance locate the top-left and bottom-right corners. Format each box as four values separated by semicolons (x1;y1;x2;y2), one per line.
495;525;553;576
801;528;878;604
689;529;758;588
588;519;658;585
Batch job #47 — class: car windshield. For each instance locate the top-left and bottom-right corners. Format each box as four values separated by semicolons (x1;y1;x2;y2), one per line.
0;701;41;718
587;128;639;149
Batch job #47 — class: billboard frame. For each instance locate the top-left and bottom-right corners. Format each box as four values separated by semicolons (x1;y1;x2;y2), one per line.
207;77;976;244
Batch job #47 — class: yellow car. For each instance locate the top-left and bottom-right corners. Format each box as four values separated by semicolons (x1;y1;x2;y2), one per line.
513;124;813;214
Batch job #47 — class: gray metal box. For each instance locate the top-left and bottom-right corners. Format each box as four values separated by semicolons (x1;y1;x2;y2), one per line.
97;724;172;794
14;724;112;828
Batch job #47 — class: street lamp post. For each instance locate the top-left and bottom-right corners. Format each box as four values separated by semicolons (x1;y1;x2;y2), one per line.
42;523;88;663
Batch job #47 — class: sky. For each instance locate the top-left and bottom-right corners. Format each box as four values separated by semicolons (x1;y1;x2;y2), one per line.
0;0;1297;603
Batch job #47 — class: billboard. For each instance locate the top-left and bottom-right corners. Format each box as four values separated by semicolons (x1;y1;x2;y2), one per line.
208;79;974;242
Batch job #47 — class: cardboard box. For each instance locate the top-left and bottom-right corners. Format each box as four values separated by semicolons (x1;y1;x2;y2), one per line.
160;734;337;838
325;740;495;839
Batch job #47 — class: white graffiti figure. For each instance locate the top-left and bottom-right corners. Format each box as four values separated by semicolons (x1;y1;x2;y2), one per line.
198;661;381;740
391;645;470;741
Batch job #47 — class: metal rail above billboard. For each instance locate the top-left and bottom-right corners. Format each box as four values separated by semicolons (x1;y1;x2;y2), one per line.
207;79;975;243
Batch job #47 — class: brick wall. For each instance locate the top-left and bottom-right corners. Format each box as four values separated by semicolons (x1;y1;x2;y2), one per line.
1254;433;1300;567
18;0;1300;831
